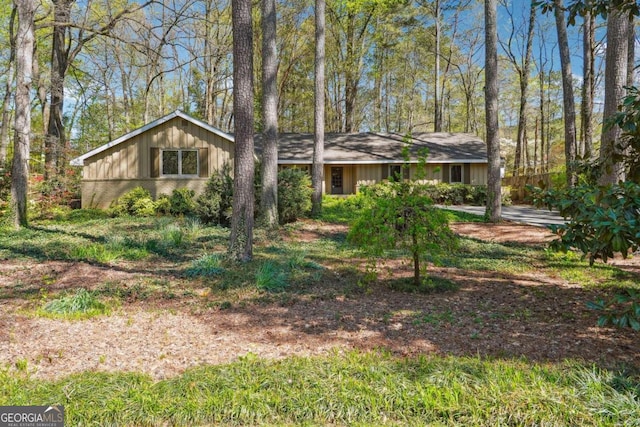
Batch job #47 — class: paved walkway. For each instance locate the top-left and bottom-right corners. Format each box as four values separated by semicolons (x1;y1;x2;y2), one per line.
438;204;566;227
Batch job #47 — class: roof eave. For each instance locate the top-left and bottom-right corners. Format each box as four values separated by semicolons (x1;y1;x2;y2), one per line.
69;110;234;166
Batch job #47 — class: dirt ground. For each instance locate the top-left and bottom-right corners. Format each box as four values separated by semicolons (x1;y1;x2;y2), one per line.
1;221;638;380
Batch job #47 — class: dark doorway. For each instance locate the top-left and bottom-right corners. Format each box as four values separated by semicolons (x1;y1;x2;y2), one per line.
331;167;344;194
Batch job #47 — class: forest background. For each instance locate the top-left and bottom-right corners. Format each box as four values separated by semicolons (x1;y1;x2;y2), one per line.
0;0;624;183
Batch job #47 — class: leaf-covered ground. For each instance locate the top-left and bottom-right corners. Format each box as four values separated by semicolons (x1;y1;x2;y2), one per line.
0;219;638;380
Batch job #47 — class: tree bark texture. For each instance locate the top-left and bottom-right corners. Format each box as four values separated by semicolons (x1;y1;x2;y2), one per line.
229;0;255;261
581;10;594;159
312;0;325;217
514;1;536;176
260;0;279;228
46;0;73;179
11;0;35;229
553;0;577;187
0;7;16;164
433;0;442;132
484;0;501;223
599;8;629;185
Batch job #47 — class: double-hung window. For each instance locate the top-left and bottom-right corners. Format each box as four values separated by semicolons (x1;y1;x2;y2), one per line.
162;150;198;176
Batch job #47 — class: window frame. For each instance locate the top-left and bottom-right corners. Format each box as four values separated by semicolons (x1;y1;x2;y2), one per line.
161;149;199;177
450;164;463;184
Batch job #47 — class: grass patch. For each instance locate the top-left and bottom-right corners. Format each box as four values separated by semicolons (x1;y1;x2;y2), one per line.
1;351;638;426
255;261;289;292
439;207;487;223
39;288;110;319
184;253;225;278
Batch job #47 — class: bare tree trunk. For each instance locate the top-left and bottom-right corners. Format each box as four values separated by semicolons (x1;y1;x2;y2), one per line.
485;0;501;223
45;0;73;180
260;0;279;228
553;0;577;187
514;1;536;177
627;14;635;87
433;0;442;132
11;0;35;229
228;0;255;262
0;7;16;164
581;10;594;159
599;8;629;185
311;0;325;217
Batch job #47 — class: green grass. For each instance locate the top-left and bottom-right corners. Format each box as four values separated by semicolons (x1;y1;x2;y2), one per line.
1;351;638;426
39;288;110;319
184;253;225;278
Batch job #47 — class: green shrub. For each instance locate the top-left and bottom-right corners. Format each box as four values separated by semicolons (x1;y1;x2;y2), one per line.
528;182;640;265
108;187;155;217
154;194;172;215
169;188;196;216
0;159;10;202
278;168;312;224
196;163;234;226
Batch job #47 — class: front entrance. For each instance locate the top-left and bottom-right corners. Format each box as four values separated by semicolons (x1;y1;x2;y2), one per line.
331;167;343;194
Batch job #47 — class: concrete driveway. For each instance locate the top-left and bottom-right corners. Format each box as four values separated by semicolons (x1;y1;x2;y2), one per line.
438;204;566;227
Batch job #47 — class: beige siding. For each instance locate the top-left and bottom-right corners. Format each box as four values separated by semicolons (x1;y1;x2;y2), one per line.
80;116;234;208
470;164;487;185
355;164;381;190
82;116;233;181
410;164;443;185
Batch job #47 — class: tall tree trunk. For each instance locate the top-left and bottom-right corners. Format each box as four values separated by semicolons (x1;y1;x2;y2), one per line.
553;0;577;187
599;8;629;185
344;12;357;133
229;0;255;261
581;10;594;159
433;0;442;132
46;0;73;180
0;7;16;164
311;0;325;217
485;0;501;223
11;0;35;229
260;0;279;228
627;15;635;87
514;1;536;177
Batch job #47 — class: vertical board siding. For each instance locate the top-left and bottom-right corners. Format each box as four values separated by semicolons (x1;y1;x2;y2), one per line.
85;116;233;182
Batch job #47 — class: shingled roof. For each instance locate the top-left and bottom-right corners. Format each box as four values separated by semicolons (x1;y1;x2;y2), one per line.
256;132;487;164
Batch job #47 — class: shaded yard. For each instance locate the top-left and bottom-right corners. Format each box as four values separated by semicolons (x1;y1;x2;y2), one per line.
0;217;638;380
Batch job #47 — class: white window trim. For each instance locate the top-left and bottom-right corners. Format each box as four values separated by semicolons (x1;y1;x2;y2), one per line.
161;149;199;177
450;164;463;184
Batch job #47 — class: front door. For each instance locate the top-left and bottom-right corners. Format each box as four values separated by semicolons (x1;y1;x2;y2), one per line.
331;167;343;194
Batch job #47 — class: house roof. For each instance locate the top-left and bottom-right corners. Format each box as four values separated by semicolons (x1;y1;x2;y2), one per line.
256;132;487;164
71;110;487;167
69;110;234;166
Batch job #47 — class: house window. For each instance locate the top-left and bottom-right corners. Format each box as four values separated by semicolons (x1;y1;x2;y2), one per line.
450;164;462;183
389;165;402;181
162;150;198;176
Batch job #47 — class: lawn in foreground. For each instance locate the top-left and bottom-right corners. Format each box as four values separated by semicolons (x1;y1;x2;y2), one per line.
2;351;639;426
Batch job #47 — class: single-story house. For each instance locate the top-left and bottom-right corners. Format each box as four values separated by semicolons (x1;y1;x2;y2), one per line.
71;110;488;208
263;132;488;195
